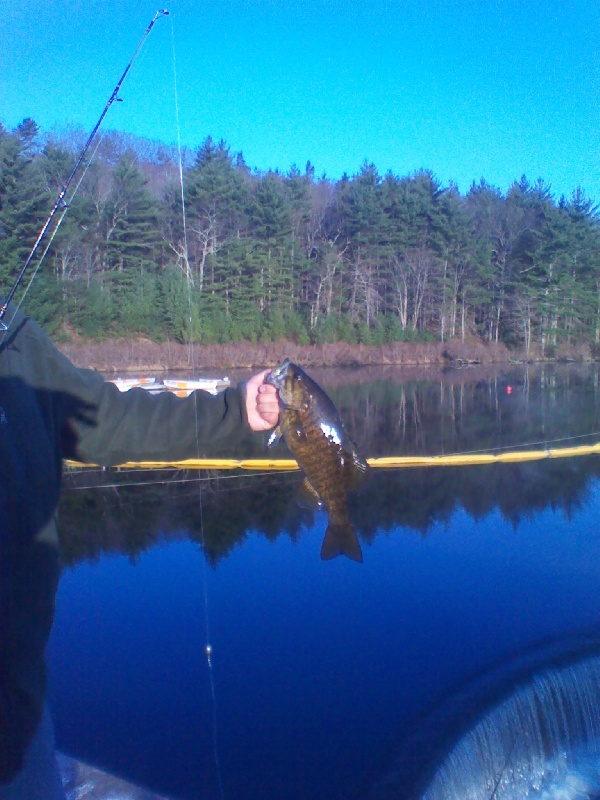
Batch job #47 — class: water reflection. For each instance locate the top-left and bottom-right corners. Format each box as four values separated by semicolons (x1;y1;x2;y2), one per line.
59;457;600;566
52;363;600;799
306;362;600;458
59;363;600;565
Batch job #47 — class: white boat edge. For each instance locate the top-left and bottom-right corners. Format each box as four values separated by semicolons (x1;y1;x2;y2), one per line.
109;377;231;396
57;752;171;799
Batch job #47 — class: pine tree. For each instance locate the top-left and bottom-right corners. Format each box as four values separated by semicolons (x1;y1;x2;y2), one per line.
0;120;53;294
182;137;251;291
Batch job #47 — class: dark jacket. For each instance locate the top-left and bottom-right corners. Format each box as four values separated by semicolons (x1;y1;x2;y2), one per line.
0;307;249;782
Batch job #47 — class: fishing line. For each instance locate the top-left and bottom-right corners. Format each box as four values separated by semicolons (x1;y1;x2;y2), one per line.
449;430;600;458
63;470;297;491
0;9;170;328
488;730;518;800
170;22;192;286
168;15;226;800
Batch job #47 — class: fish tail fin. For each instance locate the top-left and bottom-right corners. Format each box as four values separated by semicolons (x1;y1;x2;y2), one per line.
321;521;363;563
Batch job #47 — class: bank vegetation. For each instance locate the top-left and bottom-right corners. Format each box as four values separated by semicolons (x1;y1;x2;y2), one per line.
2;119;600;365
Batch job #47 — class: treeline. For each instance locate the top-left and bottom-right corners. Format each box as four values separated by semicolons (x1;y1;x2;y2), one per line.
2;118;600;354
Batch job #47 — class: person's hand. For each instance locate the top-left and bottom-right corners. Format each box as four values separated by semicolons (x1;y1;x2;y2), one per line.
245;370;280;431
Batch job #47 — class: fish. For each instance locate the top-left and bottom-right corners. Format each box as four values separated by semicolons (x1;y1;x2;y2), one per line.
266;358;369;562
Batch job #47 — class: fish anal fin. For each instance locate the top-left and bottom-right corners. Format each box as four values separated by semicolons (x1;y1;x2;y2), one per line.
320;521;363;563
297;478;323;510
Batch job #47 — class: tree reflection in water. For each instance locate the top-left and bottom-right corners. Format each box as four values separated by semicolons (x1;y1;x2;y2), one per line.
58;364;600;566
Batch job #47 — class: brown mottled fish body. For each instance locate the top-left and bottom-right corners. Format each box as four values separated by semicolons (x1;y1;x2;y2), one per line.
267;359;369;562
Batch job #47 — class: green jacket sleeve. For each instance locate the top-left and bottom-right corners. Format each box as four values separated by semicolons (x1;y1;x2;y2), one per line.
73;379;249;466
5;309;250;466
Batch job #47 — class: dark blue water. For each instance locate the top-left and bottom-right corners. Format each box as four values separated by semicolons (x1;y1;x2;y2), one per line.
48;366;600;800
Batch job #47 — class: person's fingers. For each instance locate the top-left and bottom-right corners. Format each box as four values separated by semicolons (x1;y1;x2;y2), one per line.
246;371;279;431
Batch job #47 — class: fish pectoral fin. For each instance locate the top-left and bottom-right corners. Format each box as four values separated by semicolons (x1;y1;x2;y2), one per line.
349;455;371;490
297;478;323;510
320;521;363;563
268;426;283;447
353;454;369;473
281;399;308;413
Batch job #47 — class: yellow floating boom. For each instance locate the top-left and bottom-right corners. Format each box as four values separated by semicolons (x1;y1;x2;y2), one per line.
65;441;600;471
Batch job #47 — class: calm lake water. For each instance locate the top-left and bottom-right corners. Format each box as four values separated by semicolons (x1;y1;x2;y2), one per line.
48;364;600;800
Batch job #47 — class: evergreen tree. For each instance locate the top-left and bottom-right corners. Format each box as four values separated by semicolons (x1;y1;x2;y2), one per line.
182;137;251;291
0;119;53;293
247;171;293;314
98;154;162;333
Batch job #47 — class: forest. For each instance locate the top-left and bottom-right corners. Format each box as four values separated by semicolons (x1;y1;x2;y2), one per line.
2;117;600;356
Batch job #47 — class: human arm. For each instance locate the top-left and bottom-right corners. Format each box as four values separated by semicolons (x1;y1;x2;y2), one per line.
73;369;279;464
1;308;277;466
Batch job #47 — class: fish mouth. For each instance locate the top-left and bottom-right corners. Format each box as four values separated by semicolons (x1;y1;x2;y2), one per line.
266;357;291;389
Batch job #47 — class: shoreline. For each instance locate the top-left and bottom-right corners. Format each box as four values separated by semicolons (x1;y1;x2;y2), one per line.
58;337;518;373
56;336;596;375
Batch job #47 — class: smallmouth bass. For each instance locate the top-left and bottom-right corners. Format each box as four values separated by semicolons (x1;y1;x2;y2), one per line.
266;359;369;562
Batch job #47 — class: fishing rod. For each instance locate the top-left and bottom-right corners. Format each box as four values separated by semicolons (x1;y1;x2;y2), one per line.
0;8;170;328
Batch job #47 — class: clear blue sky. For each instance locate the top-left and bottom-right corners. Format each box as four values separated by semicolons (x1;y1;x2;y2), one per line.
1;0;599;200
